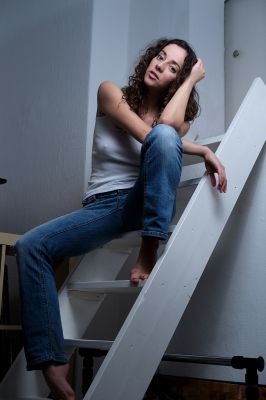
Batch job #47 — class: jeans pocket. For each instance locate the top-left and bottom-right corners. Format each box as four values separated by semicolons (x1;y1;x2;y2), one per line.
82;195;97;207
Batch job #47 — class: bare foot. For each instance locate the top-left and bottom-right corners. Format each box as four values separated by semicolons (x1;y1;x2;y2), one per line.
130;237;159;284
42;363;75;400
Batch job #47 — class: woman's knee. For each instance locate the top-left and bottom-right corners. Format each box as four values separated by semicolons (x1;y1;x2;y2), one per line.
143;123;183;154
15;233;34;257
15;228;44;257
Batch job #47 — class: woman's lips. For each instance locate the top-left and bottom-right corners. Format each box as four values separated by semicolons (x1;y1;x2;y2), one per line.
149;71;159;80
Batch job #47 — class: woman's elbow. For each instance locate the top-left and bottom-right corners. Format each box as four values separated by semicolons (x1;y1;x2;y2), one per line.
158;116;184;131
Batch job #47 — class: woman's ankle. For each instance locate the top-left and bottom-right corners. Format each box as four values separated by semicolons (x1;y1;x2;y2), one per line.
130;237;159;283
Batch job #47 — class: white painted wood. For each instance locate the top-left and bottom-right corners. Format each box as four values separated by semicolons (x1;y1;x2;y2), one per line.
0;397;49;400
68;280;144;294
0;233;20;322
0;244;7;318
0;233;20;246
179;177;201;188
180;136;223;186
64;339;113;351
83;78;266;400
195;134;224;146
180;163;205;183
0;354;47;399
0;248;135;398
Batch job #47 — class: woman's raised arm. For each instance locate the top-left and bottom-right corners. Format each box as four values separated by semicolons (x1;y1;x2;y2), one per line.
158;59;205;130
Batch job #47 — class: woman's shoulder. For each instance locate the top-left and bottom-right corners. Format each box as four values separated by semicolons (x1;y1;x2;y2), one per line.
98;80;122;96
97;81;125;116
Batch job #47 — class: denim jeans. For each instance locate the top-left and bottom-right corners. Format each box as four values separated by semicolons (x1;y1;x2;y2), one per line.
15;124;183;370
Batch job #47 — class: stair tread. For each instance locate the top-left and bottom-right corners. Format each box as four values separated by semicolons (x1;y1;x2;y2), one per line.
65;338;113;350
68;280;145;293
179;177;201;188
1;398;49;400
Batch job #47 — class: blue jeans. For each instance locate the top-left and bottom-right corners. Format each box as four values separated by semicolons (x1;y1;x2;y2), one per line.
15;124;183;370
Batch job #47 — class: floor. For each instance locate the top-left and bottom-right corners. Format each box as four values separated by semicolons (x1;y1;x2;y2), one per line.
143;375;266;400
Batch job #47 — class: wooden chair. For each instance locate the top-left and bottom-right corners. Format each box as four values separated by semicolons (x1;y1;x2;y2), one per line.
0;232;21;330
0;178;21;329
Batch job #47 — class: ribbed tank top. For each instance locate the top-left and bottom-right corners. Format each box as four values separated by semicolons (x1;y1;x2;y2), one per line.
85;116;142;198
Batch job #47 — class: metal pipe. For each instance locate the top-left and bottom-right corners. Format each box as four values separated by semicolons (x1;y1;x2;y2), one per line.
162;353;232;366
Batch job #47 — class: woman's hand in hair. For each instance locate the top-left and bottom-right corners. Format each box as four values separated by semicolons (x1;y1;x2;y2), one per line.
189;58;205;85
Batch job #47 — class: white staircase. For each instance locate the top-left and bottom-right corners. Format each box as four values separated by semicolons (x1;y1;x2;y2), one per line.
0;78;266;400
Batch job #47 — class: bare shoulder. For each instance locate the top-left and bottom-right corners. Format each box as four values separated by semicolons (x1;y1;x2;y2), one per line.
97;81;127;116
98;81;123;101
96;81;150;141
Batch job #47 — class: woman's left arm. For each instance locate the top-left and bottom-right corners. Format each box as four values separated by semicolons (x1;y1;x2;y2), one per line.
182;139;227;193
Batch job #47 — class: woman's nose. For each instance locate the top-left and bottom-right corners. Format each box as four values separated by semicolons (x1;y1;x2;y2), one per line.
156;62;163;72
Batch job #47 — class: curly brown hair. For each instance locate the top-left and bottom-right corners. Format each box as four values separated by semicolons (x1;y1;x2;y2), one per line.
122;38;200;124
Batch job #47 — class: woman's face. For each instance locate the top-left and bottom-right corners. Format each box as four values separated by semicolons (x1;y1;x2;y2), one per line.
144;44;187;91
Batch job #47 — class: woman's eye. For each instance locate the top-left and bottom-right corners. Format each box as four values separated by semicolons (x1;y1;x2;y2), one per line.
170;66;177;73
156;54;164;60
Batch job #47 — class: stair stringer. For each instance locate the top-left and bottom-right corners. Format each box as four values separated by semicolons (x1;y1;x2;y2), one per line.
84;78;266;400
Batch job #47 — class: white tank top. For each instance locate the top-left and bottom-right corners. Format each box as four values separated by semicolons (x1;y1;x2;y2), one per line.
85;116;142;198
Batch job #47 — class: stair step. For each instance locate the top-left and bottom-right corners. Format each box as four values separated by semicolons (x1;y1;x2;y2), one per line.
180;134;224;185
68;280;145;294
182;134;224;167
195;134;224;146
64;338;113;350
1;397;49;400
179;177;201;188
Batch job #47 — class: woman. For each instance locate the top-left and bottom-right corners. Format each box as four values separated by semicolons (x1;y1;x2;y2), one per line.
16;38;227;399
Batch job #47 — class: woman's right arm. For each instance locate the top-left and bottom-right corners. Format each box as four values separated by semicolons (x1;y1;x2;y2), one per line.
97;81;152;143
158;59;205;130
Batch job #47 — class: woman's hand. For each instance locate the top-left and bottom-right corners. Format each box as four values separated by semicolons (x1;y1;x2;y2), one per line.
204;148;227;193
182;139;227;193
189;59;205;85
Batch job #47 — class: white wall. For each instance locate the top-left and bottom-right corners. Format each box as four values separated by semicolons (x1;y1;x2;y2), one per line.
225;0;266;127
125;0;224;141
127;0;189;71
84;0;131;186
188;0;225;140
0;0;92;234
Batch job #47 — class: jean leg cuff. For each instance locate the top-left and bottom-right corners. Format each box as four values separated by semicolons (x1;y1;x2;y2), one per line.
26;354;69;371
141;230;168;241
